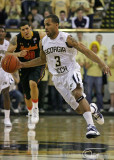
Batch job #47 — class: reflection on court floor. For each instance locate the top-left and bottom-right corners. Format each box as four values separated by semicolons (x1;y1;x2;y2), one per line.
0;116;114;160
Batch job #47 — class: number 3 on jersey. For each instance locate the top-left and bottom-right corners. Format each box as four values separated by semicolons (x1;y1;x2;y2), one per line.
55;56;61;67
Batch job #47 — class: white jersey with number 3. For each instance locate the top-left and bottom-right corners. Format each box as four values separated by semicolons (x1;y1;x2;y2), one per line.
42;32;80;75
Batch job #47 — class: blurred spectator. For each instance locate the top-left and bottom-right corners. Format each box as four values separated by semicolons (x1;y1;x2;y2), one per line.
94;0;104;9
22;0;38;17
96;34;108;102
75;32;88;94
107;45;114;112
6;0;21;5
71;9;90;28
48;72;64;112
26;12;38;29
51;0;70;18
96;34;108;61
5;32;12;41
85;41;104;111
1;0;5;10
31;7;43;28
40;10;50;29
76;32;88;52
38;0;52;15
75;51;85;79
9;72;24;113
87;0;95;28
59;10;71;28
69;0;89;18
5;0;21;28
0;0;7;25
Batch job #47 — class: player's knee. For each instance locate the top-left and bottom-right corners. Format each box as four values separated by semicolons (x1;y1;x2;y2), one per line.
72;89;82;100
29;80;37;89
72;89;85;105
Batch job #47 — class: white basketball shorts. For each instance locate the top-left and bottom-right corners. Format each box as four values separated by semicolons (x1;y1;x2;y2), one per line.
52;69;86;110
0;68;11;93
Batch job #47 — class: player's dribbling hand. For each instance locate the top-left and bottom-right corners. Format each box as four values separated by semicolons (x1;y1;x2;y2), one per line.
102;64;112;76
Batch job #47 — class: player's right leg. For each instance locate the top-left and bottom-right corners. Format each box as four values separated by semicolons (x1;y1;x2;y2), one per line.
20;73;39;124
25;97;33;116
52;72;100;139
25;98;36;130
72;86;100;139
29;80;39;124
2;87;12;127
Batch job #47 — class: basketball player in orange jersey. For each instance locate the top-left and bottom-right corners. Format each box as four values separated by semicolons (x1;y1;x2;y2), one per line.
18;15;111;138
6;21;46;129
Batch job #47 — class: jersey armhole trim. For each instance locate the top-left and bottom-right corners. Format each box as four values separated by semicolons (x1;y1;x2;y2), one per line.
65;42;73;48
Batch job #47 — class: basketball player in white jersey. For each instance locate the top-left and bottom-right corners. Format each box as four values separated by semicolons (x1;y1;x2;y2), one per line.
18;15;111;138
0;26;12;127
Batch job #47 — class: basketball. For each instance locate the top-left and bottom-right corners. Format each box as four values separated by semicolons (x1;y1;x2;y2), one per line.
1;55;20;73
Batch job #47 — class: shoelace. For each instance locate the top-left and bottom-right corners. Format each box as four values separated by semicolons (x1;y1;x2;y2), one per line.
94;112;102;119
87;125;96;131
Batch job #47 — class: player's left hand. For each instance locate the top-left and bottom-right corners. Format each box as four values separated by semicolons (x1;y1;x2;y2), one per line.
102;64;112;76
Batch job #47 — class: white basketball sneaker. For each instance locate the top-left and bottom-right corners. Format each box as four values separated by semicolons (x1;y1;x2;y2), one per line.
90;103;104;125
86;124;100;139
4;118;12;127
31;107;39;124
28;115;36;130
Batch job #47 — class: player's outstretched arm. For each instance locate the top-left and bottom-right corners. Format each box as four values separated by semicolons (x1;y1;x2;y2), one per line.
67;35;111;76
19;40;46;68
6;36;27;57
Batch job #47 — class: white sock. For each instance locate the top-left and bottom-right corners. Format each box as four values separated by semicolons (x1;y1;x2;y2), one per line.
4;110;10;119
32;99;38;109
32;102;38;109
83;111;94;125
28;109;32;115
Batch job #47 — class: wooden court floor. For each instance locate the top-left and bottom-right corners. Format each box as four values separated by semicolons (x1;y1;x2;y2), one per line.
0;115;114;160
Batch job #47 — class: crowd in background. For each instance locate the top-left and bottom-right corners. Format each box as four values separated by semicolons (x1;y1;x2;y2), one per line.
0;0;114;114
0;0;106;29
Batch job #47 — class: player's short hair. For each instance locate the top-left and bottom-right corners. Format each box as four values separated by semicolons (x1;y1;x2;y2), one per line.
96;34;102;38
76;8;84;13
31;6;38;11
60;10;66;14
45;14;59;24
0;26;6;32
6;32;11;39
20;21;30;28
